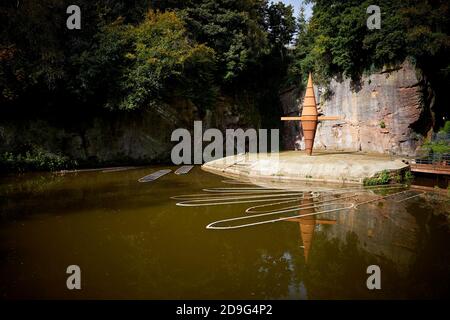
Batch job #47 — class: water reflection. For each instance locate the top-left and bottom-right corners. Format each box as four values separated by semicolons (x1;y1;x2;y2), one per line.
0;167;449;299
287;197;337;263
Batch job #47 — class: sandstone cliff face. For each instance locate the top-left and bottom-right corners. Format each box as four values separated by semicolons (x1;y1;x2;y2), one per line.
0;94;257;166
281;60;428;156
0;108;181;165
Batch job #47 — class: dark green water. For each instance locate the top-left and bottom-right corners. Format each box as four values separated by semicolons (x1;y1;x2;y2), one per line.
0;166;449;299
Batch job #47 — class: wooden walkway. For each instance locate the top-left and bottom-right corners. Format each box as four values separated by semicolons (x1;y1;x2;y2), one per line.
410;163;450;175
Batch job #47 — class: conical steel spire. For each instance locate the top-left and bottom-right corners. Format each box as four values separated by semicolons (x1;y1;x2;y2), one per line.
281;72;340;155
301;73;319;155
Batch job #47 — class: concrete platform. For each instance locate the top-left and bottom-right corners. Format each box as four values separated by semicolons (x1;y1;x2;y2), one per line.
201;151;409;185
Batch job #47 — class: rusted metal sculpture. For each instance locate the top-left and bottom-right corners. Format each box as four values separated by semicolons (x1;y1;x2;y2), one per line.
281;73;340;155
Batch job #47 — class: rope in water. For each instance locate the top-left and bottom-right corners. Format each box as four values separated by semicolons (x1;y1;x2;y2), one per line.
206;203;355;230
171;188;302;200
395;191;426;203
206;189;425;230
353;189;423;208
173;185;406;207
173;184;406;200
245;193;359;214
174;192;309;207
172;181;425;230
244;185;409;214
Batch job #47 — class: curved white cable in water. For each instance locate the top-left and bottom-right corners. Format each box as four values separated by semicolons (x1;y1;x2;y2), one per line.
206;203;355;230
171;180;423;229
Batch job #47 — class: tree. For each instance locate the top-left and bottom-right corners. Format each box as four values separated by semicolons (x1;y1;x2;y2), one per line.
288;0;450;128
180;0;270;82
265;2;296;56
117;11;216;111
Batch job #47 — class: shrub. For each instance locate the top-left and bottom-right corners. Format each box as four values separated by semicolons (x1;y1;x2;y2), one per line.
404;171;414;184
439;121;450;134
363;170;391;186
0;150;77;172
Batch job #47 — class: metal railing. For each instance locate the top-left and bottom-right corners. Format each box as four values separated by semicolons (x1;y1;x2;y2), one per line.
413;153;450;166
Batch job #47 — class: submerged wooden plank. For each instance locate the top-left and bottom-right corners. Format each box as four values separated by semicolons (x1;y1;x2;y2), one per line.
138;169;172;182
174;165;194;175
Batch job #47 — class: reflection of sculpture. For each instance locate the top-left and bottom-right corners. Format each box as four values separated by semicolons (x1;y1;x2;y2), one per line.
281;73;340;155
288;197;336;263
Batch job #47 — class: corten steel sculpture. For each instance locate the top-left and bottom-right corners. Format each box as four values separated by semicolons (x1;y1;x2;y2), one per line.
281;73;340;155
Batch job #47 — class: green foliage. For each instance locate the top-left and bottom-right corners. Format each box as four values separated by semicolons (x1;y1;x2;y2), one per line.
311;0;450;79
1;1;296;116
421;121;450;156
422;140;450;154
366;169;414;185
150;0;287;83
266;2;297;51
286;5;315;88
439;121;450;134
0;0;66;105
363;170;391;186
0;150;77;172
116;11;217;111
180;0;271;82
0;0;150;108
379;120;386;129
404;171;414;184
66;10;219;112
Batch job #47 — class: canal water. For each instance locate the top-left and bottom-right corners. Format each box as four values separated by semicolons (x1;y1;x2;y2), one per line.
0;166;449;299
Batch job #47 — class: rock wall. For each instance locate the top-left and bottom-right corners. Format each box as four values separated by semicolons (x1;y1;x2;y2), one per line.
281;60;429;156
0;95;258;166
0;108;181;165
279;86;302;150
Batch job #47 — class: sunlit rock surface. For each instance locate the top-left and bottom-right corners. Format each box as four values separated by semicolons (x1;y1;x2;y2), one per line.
281;60;427;156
